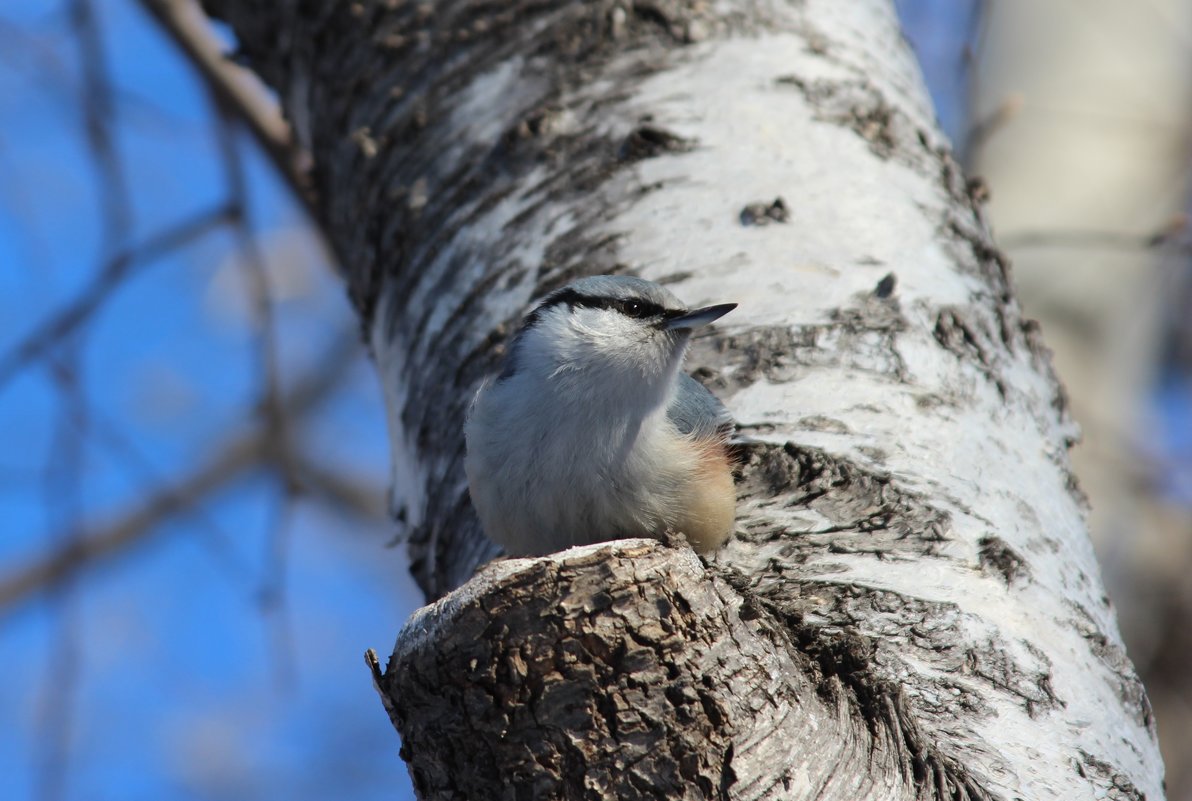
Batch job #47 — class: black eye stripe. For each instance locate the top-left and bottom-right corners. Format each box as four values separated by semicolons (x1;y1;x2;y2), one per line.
531;289;673;320
504;288;683;381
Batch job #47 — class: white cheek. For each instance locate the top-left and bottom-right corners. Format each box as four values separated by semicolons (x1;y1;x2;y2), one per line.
575;310;674;370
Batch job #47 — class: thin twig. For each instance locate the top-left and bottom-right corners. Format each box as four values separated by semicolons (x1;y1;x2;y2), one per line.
211;95;290;477
0;204;234;391
136;0;316;214
72;0;133;250
259;492;299;688
36;345;87;801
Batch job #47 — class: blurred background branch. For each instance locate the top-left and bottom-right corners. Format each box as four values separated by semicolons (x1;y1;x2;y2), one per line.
137;0;314;213
0;333;362;617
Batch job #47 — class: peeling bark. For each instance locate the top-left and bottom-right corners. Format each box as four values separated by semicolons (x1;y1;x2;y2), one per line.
205;0;1165;798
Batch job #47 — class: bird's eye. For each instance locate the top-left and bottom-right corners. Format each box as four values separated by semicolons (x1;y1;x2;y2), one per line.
621;300;646;317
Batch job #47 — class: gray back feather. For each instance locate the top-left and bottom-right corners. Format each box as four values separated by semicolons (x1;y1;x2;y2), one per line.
668;373;733;442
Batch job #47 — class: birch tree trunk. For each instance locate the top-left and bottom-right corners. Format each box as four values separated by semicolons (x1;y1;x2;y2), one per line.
204;0;1166;798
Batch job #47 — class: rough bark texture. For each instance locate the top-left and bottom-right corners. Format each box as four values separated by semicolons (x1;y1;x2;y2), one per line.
204;0;1166;798
379;539;984;800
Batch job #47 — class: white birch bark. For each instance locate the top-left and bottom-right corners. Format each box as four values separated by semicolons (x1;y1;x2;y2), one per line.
206;0;1165;797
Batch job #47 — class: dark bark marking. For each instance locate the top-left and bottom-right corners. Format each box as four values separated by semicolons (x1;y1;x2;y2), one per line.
1068;602;1155;733
718;575;1000;801
977;535;1028;584
774;75;930;166
1074;750;1147;801
933;307;1008;399
1020;317;1077;447
732;442;955;563
964;639;1061;719
796;414;851;434
835;288;905;327
619;124;695;161
689;325;815;390
939;217;1017;349
739;197;790;226
937;143;983;219
717;743;736;800
873;271;897;299
628;0;710;43
924;140;1030;418
688;290;909;394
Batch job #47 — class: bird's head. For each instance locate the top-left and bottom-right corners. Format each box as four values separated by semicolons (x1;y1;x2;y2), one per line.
501;275;735;400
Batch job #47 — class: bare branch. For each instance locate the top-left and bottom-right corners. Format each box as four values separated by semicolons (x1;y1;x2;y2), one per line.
257;483;299;687
47;355;253;584
0;333;363;615
0;430;262;615
1001;216;1188;252
286;455;387;522
137;0;315;213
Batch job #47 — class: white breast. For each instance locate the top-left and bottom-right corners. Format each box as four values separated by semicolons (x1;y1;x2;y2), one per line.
465;375;715;555
464;306;734;554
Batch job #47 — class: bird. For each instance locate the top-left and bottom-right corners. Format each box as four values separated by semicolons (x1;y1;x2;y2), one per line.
464;275;737;556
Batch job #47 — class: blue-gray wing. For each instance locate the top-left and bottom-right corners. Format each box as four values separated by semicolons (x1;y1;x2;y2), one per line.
668;373;734;442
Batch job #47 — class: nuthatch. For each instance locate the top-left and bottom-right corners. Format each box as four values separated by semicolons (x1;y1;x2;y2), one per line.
465;275;737;555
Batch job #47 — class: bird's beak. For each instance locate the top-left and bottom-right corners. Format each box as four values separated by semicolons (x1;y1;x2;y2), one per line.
663;303;737;331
